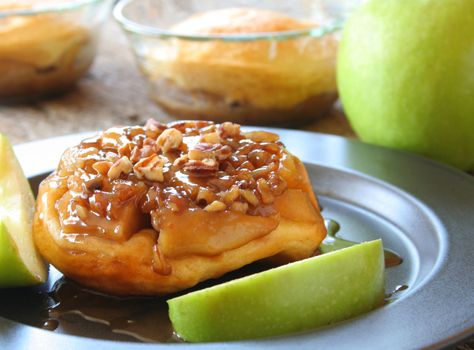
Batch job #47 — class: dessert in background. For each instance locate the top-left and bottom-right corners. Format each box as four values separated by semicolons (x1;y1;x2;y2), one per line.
33;120;326;295
0;0;108;101
115;2;340;125
144;8;338;125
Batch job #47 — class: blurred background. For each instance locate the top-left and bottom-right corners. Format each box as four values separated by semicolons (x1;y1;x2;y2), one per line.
0;0;359;143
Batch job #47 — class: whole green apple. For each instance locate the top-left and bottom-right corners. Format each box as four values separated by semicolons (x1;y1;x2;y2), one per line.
338;0;474;171
168;240;384;342
0;134;47;287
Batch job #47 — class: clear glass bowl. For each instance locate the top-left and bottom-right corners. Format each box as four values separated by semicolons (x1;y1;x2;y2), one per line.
114;0;359;126
0;0;111;102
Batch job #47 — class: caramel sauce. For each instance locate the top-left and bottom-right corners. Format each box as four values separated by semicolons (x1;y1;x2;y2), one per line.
321;219;404;268
384;250;404;269
0;262;271;343
44;261;270;342
48;278;176;342
42;318;59;331
385;284;409;300
0;218;406;343
54;121;289;241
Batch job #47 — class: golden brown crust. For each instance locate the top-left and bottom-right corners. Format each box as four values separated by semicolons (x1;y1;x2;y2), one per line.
33;120;326;295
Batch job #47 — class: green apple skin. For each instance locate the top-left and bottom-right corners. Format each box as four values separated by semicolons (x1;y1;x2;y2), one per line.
338;0;474;171
168;240;384;342
0;134;47;286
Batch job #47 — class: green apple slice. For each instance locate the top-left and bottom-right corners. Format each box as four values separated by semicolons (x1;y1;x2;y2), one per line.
0;134;47;286
168;240;385;342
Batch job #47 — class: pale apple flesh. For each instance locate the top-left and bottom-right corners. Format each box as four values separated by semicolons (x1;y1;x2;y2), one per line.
168;240;385;342
0;134;47;286
0;222;43;286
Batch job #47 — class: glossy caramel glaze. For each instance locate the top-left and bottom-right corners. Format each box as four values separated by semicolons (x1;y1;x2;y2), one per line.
34;120;326;295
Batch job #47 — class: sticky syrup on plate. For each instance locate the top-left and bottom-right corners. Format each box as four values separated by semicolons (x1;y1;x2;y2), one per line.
321;219;403;268
0;218;406;342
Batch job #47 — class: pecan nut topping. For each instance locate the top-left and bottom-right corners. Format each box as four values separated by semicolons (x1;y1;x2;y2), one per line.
219;122;241;138
156;128;183;153
182;158;219;177
204;200;227;212
63;120;289;218
134;154;167;182
107;156;133;180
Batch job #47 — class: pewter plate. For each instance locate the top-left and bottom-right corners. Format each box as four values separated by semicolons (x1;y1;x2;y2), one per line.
1;129;474;349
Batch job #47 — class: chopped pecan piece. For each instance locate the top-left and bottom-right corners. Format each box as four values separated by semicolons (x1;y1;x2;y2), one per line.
261;142;281;154
248;149;271;168
83;176;104;192
243;131;279;143
78;147;99;158
197;188;217;205
129;146;141;163
230;201;249;213
238;160;255;171
200;124;217;134
188;148;215;161
268;174;288;196
105;152;120;162
156;128;183;153
173;154;189;167
219;122;241;138
126;126;145;139
145;119;167;132
251;163;277;179
107;156;133;180
118;143;133;158
256;178;274;204
240;189;260;206
204;200;227;212
200;132;221;144
133;154;167;182
221;185;240;205
80;136;102;149
141;145;156;159
216;145;232;161
183;159;218;177
92;161;113;176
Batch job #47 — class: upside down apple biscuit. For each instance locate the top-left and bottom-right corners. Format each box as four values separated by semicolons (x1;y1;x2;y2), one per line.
33;120;326;295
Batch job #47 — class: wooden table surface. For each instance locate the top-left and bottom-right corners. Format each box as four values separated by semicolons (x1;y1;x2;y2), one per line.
0;19;472;350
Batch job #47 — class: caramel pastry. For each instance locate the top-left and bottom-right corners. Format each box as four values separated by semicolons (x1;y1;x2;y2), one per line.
0;2;92;100
143;8;338;125
34;120;326;295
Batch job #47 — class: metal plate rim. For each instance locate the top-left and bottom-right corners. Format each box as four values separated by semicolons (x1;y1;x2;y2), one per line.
2;128;473;350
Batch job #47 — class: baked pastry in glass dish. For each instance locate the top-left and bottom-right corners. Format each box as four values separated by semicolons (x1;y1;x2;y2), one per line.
33;120;326;295
115;1;341;125
0;0;108;101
